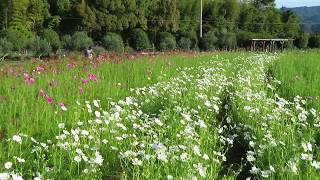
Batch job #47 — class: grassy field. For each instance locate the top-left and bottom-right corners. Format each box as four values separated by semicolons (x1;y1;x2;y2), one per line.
274;50;320;109
1;51;320;179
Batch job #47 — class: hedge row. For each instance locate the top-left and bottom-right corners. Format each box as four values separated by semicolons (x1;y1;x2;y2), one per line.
1;27;319;57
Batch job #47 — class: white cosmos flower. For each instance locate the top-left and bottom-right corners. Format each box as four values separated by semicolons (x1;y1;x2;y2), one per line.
167;175;173;180
301;153;313;161
95;111;101;118
12;135;22;144
0;173;10;180
16;157;25;163
74;156;81;163
154;118;163;126
181;113;192;122
193;145;201;156
180;153;188;161
261;170;271;178
11;174;23;180
203;154;209;160
58;123;65;129
194;163;207;177
132;158;142;166
269;165;275;172
213;104;219;113
61;106;67;111
93;100;100;108
311;161;320;169
4;162;12;169
302;142;313;152
287;161;298;174
250;166;260;174
93;151;104;166
102;139;109;144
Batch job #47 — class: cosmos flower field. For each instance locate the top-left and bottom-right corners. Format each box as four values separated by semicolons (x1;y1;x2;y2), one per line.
1;51;320;179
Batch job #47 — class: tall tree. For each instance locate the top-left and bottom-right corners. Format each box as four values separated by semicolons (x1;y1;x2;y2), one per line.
148;0;180;32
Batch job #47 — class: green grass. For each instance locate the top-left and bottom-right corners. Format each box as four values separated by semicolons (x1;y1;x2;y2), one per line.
2;51;320;179
0;52;246;179
274;50;320;109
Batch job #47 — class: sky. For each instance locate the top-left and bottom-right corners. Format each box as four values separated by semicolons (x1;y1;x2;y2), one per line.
276;0;320;8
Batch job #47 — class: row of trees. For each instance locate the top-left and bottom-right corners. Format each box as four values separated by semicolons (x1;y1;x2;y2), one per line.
0;0;314;57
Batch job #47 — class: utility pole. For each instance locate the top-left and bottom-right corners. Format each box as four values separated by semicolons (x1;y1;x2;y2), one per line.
200;0;203;38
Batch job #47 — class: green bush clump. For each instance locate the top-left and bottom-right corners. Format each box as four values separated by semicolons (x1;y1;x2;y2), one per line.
124;46;134;54
294;33;309;49
5;26;34;51
130;28;151;51
26;36;52;57
40;29;61;51
61;35;72;50
201;31;218;51
102;32;124;53
71;32;94;51
218;29;237;49
158;32;176;51
178;37;192;50
0;38;13;53
308;35;320;48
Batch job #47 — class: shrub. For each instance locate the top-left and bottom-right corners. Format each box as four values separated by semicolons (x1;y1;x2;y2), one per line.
308;35;320;48
102;32;124;53
5;26;34;51
71;32;94;51
124;46;134;54
26;36;52;57
61;35;72;49
40;29;61;51
130;28;151;51
92;46;106;55
0;38;13;53
294;33;309;49
158;32;176;51
201;31;218;51
178;37;192;50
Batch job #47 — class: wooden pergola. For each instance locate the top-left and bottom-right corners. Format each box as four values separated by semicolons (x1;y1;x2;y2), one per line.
251;39;294;52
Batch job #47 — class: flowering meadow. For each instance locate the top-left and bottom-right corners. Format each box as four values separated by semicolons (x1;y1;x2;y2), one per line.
1;51;320;179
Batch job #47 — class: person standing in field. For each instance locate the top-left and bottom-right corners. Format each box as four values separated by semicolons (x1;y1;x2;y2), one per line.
85;47;94;59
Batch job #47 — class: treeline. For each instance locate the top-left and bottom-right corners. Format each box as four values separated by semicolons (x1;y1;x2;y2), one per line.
0;0;315;57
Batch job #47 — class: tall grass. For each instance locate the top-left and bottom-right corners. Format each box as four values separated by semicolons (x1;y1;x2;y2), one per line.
274;50;320;109
2;51;320;179
0;52;242;166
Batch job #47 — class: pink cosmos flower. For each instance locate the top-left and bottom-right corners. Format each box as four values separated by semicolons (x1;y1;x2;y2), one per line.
67;63;76;68
58;102;67;111
24;73;35;86
81;78;89;84
37;66;45;72
88;74;97;81
39;89;45;96
79;86;84;93
45;94;53;104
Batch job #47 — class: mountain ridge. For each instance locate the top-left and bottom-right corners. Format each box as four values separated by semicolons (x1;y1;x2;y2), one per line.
283;6;320;33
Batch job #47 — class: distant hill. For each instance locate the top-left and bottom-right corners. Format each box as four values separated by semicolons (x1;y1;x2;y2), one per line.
284;6;320;33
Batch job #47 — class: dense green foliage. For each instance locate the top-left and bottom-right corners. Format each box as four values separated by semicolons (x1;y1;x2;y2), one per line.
130;28;151;51
158;32;176;51
178;37;192;50
40;29;61;51
70;31;93;51
308;35;320;48
0;0;315;56
102;32;124;53
26;36;52;57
